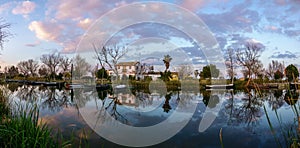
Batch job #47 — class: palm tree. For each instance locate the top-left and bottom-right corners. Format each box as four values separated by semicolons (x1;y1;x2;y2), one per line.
163;54;172;71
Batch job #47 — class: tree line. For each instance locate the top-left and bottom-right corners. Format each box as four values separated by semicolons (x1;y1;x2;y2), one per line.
3;53;92;81
194;41;299;85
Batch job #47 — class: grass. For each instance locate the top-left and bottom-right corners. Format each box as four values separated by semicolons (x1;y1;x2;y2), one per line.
0;103;71;148
0;85;73;148
262;87;300;148
0;84;94;148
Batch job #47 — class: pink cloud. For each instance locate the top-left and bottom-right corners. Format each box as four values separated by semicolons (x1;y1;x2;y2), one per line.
0;2;13;14
274;0;287;5
265;25;279;31
48;0;104;20
25;40;41;47
12;1;36;17
77;18;93;30
181;0;208;11
28;21;63;42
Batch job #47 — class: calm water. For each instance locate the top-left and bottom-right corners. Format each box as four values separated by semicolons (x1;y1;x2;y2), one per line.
5;83;299;147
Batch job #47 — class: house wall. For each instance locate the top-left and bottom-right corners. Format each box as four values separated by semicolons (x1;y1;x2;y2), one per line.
117;65;137;78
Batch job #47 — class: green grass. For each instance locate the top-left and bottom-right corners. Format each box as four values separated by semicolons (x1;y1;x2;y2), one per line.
0;104;71;148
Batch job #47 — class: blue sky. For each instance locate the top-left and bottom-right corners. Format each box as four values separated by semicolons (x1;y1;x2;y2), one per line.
0;0;300;72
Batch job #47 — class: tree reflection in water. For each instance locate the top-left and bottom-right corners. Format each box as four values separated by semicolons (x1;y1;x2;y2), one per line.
73;87;96;108
16;85;39;103
40;86;74;112
267;89;285;110
226;89;264;125
162;92;172;113
8;85;76;112
95;88;128;124
7;83;20;92
201;90;220;108
284;90;299;106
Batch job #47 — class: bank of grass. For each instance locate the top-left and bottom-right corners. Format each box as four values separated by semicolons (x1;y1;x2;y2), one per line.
0;103;72;148
0;87;72;148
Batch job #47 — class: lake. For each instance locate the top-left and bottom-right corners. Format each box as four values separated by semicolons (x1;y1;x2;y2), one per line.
5;83;299;147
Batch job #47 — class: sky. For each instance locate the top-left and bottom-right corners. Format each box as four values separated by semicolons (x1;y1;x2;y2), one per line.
0;0;300;73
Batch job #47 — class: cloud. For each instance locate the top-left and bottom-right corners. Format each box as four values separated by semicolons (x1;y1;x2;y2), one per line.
0;2;12;14
28;0;298;56
180;0;208;11
77;18;93;30
273;0;287;5
28;21;63;42
245;38;265;50
12;1;36;17
200;3;260;33
47;0;105;21
25;40;41;47
269;51;298;59
33;0;124;52
265;25;279;31
284;29;300;37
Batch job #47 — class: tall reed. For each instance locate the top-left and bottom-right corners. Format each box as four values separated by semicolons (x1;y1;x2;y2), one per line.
0;103;71;148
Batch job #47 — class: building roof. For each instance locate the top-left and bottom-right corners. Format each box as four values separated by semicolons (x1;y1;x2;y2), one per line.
116;61;139;66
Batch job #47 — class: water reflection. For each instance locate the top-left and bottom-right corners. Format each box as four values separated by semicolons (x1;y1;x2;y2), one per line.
284;90;299;105
40;87;73;112
5;84;299;147
226;89;264;125
267;90;285;110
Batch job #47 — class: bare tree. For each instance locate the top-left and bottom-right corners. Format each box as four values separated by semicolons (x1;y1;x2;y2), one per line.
0;18;10;50
176;64;193;80
17;61;29;77
136;63;151;80
7;66;19;78
225;48;236;84
94;44;127;80
17;59;39;77
252;60;264;79
236;42;264;86
40;53;63;79
60;56;72;73
266;60;285;80
38;65;49;77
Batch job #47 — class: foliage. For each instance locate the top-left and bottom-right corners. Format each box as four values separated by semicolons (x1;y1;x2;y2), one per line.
163;55;172;71
274;70;284;80
200;64;220;79
129;75;136;81
0;88;9;121
144;76;152;81
285;64;299;82
160;71;172;82
96;67;109;79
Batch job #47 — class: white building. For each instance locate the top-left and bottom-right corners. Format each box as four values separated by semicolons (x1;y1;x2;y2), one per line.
115;61;139;79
